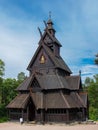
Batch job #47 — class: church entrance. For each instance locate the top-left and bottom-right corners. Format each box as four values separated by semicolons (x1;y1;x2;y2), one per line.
28;98;35;121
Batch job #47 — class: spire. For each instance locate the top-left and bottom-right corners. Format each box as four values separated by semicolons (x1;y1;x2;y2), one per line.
49;11;51;19
46;12;56;36
79;70;81;76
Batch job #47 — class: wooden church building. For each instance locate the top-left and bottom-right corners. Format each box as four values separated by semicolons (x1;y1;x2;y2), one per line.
7;18;88;123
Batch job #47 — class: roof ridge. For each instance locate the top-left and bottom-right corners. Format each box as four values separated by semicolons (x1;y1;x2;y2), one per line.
27;44;42;70
76;93;86;108
45;28;62;46
60;91;70;108
43;44;71;73
21;94;30;108
56;74;64;88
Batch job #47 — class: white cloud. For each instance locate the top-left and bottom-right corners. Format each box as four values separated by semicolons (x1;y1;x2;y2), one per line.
78;64;98;82
0;11;40;78
0;0;98;80
81;65;98;75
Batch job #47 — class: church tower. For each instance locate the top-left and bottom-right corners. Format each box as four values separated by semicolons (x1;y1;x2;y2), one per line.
27;18;71;77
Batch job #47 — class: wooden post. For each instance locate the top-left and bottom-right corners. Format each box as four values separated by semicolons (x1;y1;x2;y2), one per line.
40;93;44;124
66;109;69;123
82;108;85;121
22;109;23;118
40;109;43;124
35;109;37;122
8;109;10;120
21;109;24;123
40;109;45;124
27;106;29;122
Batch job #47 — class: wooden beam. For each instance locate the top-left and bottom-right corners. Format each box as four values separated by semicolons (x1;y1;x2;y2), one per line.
43;20;47;28
38;27;43;38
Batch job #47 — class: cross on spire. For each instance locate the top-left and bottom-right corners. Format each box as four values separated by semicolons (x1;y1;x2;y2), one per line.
49;11;51;19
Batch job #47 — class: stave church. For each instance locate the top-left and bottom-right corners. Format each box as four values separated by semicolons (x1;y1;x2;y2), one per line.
7;17;88;123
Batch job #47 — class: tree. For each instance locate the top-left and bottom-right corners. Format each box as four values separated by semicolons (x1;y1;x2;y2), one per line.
0;60;26;121
17;72;26;82
95;53;98;65
0;77;3;104
2;78;19;105
84;77;93;87
0;78;20;120
0;59;5;104
85;75;98;120
0;59;5;77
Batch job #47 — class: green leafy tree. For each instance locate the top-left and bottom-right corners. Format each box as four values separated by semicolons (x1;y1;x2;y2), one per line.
0;60;26;121
89;107;98;121
2;78;19;105
17;72;26;83
1;72;26;105
0;59;6;121
0;77;3;104
85;75;98;120
0;78;20;120
85;77;92;87
0;59;5;104
0;59;5;77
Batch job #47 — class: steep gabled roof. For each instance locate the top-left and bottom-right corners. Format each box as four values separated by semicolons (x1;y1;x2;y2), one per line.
65;75;81;90
27;19;71;74
27;44;42;71
6;91;85;110
43;28;62;47
38;29;62;47
38;19;62;47
27;43;72;73
16;73;81;91
43;44;72;73
30;91;86;109
79;92;88;108
16;75;34;91
36;74;68;90
36;74;80;90
6;94;29;109
16;73;42;91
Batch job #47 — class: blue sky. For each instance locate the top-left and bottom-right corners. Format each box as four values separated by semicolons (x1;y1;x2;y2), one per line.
0;0;98;82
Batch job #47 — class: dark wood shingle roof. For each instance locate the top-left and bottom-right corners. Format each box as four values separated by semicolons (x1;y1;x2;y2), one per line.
6;94;29;109
65;75;81;90
43;44;72;73
16;74;81;91
6;92;86;109
16;75;34;91
79;92;88;108
27;43;72;74
36;74;80;90
30;91;86;109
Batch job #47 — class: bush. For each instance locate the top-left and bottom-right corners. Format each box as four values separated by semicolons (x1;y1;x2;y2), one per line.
0;104;7;118
0;117;8;123
0;104;8;123
89;107;98;120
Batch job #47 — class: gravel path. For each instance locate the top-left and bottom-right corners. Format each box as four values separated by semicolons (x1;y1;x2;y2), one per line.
0;122;98;130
